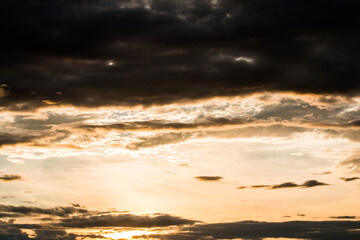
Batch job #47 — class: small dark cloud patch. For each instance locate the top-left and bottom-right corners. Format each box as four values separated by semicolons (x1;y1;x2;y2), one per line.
194;176;223;182
329;216;357;219
236;186;247;189
301;180;329;188
0;175;22;182
251;185;271;188
242;180;329;190
271;182;298;189
340;177;360;182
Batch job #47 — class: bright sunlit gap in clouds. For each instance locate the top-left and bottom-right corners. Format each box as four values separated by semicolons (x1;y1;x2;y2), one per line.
102;230;148;239
234;56;255;63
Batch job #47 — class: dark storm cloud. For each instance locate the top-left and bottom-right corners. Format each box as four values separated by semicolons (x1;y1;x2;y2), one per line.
194;176;223;181
0;175;22;182
0;225;30;240
33;229;76;240
244;180;329;190
0;205;89;217
144;220;360;240
58;213;197;228
1;0;360;110
340;177;360;182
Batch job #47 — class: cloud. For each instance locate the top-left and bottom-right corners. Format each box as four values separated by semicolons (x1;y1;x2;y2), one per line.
145;220;360;240
243;180;329;190
58;213;197;228
0;205;89;217
0;205;197;238
194;176;223;182
314;171;332;175
0;0;359;110
301;180;329;188
339;156;360;173
81;117;252;131
271;182;299;189
0;132;38;147
329;216;357;219
251;185;271;188
0;175;22;182
340;177;360;182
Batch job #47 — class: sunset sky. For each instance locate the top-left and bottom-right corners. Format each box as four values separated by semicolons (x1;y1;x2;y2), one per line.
1;1;360;239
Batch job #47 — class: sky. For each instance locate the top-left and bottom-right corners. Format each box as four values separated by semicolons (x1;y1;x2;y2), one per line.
0;0;360;239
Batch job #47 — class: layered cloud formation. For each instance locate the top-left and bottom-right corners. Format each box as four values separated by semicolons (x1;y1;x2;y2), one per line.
1;0;360;239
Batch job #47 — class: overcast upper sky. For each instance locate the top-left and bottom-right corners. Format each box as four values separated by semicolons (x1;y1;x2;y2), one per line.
1;0;360;239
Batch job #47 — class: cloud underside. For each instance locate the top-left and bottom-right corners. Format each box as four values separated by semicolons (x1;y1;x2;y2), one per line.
1;204;360;240
146;220;360;240
0;0;360;110
0;204;196;239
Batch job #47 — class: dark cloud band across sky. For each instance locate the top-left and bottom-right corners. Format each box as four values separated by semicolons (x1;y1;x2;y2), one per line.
1;0;360;110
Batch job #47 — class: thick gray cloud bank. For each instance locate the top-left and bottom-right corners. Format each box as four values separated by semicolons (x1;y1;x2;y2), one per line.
146;220;360;240
1;0;360;110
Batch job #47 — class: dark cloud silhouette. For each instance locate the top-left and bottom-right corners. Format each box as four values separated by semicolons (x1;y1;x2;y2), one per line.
144;220;360;240
301;180;329;188
251;185;271;188
0;205;89;217
58;213;197;228
194;176;223;182
0;205;197;238
0;225;30;240
243;180;329;190
330;216;357;219
271;182;299;189
340;177;360;182
33;229;76;240
0;175;22;182
0;0;359;110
